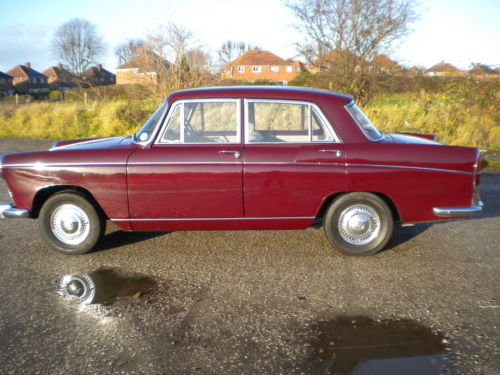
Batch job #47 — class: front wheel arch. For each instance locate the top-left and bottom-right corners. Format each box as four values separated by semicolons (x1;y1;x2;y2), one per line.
31;186;107;220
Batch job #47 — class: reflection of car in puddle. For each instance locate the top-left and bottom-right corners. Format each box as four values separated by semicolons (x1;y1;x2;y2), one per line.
310;316;448;375
56;268;156;305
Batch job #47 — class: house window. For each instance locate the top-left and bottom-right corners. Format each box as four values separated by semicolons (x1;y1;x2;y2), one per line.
252;66;261;73
286;66;293;73
270;66;279;73
237;66;245;73
0;79;4;84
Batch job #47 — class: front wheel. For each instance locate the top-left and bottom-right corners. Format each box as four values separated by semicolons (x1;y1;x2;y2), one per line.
324;192;394;256
38;192;104;255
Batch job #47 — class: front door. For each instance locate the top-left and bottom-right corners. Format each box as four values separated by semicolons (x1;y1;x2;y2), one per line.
127;99;243;230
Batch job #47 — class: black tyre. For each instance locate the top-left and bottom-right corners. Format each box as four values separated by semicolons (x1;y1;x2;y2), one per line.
38;192;104;255
324;192;394;256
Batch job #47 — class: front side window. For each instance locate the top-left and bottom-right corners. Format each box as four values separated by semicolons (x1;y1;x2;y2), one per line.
345;102;383;141
159;100;239;144
245;100;336;143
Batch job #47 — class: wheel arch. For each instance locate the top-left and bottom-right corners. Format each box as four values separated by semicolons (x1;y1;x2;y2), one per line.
31;185;108;220
316;191;401;223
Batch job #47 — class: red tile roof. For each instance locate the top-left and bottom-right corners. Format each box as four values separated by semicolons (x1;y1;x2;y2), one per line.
226;49;288;68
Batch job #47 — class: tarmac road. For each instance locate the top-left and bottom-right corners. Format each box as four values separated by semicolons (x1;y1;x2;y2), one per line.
0;138;498;374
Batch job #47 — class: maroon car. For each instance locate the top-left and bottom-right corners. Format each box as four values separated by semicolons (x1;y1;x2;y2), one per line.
0;87;483;255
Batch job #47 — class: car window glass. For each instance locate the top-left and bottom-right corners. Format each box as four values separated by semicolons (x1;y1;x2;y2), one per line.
162;105;181;142
184;102;238;143
247;102;309;143
346;104;383;141
311;108;333;142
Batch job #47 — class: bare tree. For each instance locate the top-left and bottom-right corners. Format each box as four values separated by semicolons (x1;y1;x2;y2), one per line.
216;40;256;71
52;18;105;75
121;23;212;99
115;39;148;65
287;0;417;99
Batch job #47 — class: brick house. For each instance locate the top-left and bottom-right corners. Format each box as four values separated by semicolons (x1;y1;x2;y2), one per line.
370;54;405;75
6;63;49;94
115;54;169;85
0;71;14;96
425;62;463;77
468;64;498;79
42;64;77;90
222;49;305;85
82;64;116;87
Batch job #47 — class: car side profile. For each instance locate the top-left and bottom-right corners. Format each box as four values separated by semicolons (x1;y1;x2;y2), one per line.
0;87;483;256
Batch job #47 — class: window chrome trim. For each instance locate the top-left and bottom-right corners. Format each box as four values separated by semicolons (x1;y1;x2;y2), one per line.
155;98;242;145
244;99;341;144
112;216;315;222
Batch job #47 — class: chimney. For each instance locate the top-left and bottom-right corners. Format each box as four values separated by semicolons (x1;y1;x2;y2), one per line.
58;63;63;70
98;64;103;71
25;62;31;69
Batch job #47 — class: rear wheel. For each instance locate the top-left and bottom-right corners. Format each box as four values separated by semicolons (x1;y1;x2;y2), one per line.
38;192;104;255
324;192;393;256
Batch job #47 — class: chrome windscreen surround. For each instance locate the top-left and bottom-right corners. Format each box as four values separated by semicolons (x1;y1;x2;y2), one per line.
0;154;4;171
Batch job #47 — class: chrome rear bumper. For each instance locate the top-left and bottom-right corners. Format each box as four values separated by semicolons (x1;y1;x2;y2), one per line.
0;203;30;219
433;201;483;218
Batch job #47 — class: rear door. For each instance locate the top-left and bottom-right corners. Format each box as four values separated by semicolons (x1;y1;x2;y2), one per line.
243;99;346;218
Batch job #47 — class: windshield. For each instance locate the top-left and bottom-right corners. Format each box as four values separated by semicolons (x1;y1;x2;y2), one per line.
133;101;168;143
345;103;383;141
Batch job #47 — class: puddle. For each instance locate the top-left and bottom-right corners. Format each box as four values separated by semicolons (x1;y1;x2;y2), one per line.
309;316;447;375
55;268;157;305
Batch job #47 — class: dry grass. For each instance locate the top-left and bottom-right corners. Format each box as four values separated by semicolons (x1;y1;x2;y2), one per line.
363;90;499;150
0;88;498;150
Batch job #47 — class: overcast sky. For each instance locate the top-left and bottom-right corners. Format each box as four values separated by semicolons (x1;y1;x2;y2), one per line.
0;0;499;73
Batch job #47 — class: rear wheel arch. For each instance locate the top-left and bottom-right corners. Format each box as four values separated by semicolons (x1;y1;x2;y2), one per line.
316;191;401;223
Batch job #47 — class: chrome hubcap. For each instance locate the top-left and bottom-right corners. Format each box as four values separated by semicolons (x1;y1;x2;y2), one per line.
338;204;380;245
51;204;90;245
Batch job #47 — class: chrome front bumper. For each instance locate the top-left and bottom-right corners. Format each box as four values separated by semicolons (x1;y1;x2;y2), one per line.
433;201;483;218
0;203;30;219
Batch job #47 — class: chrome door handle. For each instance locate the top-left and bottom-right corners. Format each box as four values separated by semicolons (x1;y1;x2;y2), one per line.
219;150;241;159
319;149;343;157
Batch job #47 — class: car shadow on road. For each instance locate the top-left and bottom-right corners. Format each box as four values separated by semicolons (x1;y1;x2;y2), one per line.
91;230;170;253
384;223;434;251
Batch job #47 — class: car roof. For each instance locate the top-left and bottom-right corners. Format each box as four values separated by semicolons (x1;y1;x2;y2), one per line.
166;86;353;105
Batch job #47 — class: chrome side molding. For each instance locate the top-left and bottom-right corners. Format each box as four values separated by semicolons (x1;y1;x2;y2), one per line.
0;203;30;219
433;202;483;218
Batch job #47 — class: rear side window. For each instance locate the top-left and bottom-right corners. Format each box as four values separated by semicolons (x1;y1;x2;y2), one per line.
345;103;383;141
245;100;337;143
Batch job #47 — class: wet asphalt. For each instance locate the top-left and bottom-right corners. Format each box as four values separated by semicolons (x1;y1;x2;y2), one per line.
0;138;498;374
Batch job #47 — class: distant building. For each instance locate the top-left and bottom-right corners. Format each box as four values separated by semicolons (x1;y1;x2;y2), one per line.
0;71;14;96
222;49;305;85
42;64;77;90
370;54;405;75
425;62;463;77
6;63;49;94
115;54;169;85
468;64;498;79
82;64;116;87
